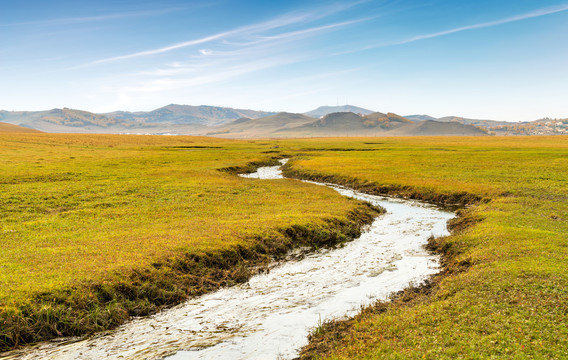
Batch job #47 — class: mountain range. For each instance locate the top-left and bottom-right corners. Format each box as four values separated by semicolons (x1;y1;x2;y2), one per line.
1;104;564;137
209;110;487;138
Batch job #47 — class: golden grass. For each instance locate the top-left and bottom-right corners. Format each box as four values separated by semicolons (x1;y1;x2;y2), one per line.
3;134;567;358
276;136;568;359
0;133;378;349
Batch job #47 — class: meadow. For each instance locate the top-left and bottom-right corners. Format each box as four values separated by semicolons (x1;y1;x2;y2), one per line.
283;137;568;359
1;134;567;359
0;133;377;350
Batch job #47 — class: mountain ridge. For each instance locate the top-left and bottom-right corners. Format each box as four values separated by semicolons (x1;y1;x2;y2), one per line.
303;105;375;118
1;105;565;136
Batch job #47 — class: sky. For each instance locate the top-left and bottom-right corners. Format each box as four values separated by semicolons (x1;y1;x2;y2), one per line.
1;0;567;121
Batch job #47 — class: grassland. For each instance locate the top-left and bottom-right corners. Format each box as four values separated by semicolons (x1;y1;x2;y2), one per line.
0;133;378;350
279;137;568;359
2;134;567;358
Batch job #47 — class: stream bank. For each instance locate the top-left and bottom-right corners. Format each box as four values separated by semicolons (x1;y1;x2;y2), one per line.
0;160;378;355
2;160;454;359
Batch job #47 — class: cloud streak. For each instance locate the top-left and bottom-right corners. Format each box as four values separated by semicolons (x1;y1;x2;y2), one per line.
394;3;568;45
335;3;568;55
0;8;176;27
83;1;367;66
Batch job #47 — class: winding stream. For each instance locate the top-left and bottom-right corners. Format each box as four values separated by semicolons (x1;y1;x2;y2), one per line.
2;160;454;360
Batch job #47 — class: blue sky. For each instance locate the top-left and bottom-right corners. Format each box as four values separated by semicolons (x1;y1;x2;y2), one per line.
2;0;567;121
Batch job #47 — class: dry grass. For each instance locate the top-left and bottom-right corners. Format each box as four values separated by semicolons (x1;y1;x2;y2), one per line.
277;136;568;359
0;133;378;350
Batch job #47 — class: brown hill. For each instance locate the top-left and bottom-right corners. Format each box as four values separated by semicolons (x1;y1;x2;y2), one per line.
362;112;413;129
275;112;412;137
0;122;42;133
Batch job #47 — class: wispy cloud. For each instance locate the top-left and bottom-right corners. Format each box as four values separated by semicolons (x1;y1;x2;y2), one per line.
82;1;367;67
86;31;233;65
335;3;568;55
394;3;568;45
0;8;176;27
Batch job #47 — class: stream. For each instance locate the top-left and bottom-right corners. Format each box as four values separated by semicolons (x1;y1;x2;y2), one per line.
2;159;454;360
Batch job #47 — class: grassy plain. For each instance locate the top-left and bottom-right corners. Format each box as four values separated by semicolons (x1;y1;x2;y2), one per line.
0;133;377;349
282;137;568;359
2;134;567;358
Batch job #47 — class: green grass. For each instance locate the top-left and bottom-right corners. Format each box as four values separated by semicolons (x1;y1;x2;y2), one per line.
0;133;378;349
2;134;567;358
274;136;568;359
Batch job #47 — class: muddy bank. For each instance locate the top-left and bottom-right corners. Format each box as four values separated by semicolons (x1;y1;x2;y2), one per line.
282;160;484;207
298;208;482;360
280;161;482;359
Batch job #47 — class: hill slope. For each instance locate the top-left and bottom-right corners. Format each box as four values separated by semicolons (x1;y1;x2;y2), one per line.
0;122;42;133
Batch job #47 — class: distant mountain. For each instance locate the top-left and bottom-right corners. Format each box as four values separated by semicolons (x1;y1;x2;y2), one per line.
105;104;277;126
404;114;437;122
404;114;508;127
304;105;375;118
385;120;488;136
2;104;559;137
207;111;487;138
0;105;278;133
274;112;413;137
207;112;316;137
0;108;133;133
436;116;509;127
0;121;42;133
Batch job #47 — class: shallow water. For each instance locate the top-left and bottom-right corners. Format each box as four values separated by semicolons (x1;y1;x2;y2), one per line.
238;159;288;179
2;160;454;360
